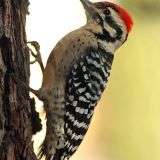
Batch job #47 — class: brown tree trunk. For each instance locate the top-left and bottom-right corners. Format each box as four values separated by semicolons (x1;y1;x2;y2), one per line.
0;0;37;159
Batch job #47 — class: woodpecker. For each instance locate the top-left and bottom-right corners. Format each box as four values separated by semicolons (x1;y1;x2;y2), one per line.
29;0;133;160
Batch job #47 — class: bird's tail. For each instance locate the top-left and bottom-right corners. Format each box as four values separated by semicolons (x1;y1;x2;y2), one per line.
50;149;66;160
38;142;66;160
37;140;47;160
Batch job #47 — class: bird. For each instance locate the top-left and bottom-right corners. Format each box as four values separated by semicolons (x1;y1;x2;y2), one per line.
28;0;133;160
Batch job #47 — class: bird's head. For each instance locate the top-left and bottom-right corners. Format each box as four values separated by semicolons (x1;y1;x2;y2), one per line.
80;0;133;51
81;0;133;32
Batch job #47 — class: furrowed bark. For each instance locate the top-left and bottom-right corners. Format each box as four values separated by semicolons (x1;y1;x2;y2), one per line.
0;0;37;159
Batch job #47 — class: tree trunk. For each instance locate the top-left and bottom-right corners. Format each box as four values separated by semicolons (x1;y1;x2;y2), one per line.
0;0;37;159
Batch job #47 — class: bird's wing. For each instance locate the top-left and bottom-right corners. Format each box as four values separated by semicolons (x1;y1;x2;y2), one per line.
63;46;114;158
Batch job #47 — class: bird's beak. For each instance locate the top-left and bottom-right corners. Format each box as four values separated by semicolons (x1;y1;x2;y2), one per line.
80;0;93;11
80;0;98;21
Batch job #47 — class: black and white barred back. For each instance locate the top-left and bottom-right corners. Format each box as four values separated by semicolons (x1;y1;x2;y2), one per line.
56;47;114;159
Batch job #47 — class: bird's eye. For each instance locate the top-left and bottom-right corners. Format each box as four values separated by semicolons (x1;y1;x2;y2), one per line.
104;8;111;15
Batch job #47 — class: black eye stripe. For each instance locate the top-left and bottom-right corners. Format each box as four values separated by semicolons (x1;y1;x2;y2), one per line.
104;16;123;39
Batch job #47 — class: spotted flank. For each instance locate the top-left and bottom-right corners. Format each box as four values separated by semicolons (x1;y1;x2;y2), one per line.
62;47;114;159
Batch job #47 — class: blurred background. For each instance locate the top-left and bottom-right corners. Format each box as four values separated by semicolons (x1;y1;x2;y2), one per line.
26;0;160;160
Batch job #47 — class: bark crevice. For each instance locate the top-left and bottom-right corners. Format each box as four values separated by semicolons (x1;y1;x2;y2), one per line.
0;0;38;159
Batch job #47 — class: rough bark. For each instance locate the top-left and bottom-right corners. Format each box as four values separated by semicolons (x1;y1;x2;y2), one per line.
0;0;37;159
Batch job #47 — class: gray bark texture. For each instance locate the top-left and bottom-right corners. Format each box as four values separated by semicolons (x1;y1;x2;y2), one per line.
0;0;37;159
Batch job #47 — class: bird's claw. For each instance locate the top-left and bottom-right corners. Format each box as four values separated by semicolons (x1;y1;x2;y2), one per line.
28;41;44;73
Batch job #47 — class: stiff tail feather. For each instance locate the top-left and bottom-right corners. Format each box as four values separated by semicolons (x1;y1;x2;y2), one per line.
37;142;46;160
38;141;66;160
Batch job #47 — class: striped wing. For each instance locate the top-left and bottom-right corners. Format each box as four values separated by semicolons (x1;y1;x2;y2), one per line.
63;47;114;159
